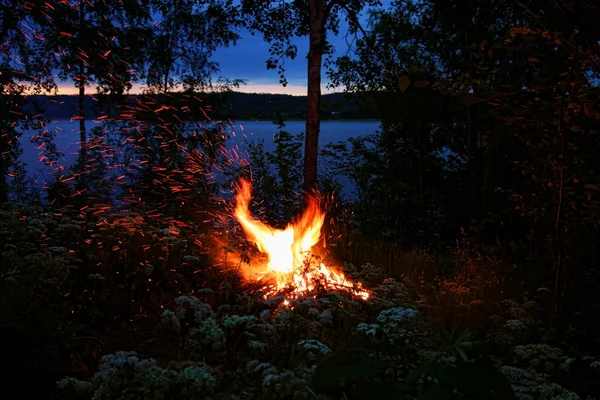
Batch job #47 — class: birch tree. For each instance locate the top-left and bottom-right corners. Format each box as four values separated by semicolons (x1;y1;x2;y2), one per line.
241;0;381;196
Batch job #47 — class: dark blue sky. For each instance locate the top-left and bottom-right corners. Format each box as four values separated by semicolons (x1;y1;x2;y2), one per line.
56;3;386;96
212;25;361;95
212;2;390;95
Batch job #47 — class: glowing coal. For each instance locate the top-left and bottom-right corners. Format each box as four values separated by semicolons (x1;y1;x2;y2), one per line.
233;178;369;300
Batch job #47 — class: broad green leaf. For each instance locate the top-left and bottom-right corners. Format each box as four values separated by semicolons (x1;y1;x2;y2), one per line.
312;349;378;388
367;382;416;399
423;386;460;400
454;358;517;399
398;75;411;92
407;362;452;384
481;135;489;147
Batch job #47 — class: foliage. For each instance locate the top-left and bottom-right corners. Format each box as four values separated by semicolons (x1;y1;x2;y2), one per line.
145;0;241;93
240;0;380;87
236;125;304;227
1;187;596;399
0;199;216;397
0;203;79;395
3;0;600;399
0;0;58;202
43;0;151;189
327;0;600;317
50;255;595;399
47;0;150;96
240;0;383;192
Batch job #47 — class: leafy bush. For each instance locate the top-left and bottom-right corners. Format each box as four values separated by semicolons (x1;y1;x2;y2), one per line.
53;259;593;400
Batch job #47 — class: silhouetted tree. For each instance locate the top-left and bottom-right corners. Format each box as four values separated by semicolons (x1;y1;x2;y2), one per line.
241;0;381;197
0;0;57;203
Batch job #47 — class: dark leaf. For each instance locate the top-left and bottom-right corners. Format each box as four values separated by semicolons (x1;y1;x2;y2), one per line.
312;349;379;388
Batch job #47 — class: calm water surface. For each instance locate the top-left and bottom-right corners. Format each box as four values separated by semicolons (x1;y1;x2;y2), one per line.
18;120;381;179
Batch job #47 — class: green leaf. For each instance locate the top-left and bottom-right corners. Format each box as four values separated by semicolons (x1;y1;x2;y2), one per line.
312;349;379;388
423;386;461;400
365;382;415;399
414;80;430;88
454;358;516;399
407;362;451;384
481;135;489;147
398;75;411;92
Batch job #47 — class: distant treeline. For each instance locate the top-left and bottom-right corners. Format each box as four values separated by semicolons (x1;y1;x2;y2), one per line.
220;92;377;120
24;92;378;121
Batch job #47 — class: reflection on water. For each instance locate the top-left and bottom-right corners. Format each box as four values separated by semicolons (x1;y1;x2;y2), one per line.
16;119;380;200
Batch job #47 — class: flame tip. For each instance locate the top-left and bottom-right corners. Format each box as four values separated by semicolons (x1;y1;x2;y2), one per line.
232;178;371;302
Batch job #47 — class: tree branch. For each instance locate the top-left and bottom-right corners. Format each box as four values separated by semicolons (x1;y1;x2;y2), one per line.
553;0;600;60
335;1;371;46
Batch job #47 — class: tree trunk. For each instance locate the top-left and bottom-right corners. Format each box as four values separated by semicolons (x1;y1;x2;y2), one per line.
0;90;11;203
73;1;87;208
0;151;7;204
416;120;424;202
554;46;578;312
79;70;86;166
303;0;327;197
78;2;87;169
164;68;170;94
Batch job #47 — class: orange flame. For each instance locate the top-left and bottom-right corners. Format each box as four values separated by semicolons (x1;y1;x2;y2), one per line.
233;178;369;300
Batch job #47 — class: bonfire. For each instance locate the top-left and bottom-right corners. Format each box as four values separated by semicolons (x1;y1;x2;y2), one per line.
233;178;370;300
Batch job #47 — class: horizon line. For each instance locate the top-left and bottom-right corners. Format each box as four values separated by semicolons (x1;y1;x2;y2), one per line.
53;82;344;97
40;90;346;97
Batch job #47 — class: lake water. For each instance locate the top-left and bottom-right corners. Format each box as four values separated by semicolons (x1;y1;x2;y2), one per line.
18;119;381;180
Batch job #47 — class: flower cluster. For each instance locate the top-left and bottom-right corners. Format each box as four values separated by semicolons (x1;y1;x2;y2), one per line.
499;365;580;400
58;351;217;400
296;339;332;362
51;264;590;400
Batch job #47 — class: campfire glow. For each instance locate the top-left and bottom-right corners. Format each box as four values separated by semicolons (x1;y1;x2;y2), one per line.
233;178;370;300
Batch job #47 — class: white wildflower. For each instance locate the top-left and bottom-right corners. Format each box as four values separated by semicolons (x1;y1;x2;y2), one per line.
319;309;333;326
505;319;526;330
297;339;332;361
180;364;216;392
357;323;379;337
247;340;268;353
263;374;279;387
175;295;214;323
259;309;271;322
161;310;181;332
377;307;418;323
222;315;258;329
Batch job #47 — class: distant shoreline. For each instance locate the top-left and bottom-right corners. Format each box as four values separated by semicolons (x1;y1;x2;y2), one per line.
25;92;379;120
240;118;381;123
46;118;381;123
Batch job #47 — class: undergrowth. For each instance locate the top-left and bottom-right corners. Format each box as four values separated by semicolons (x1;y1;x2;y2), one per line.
1;201;598;399
2;128;599;399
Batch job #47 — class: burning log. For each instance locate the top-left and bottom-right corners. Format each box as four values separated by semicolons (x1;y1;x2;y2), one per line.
232;178;370;301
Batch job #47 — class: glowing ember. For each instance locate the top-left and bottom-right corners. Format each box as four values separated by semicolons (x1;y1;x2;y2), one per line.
233;178;370;300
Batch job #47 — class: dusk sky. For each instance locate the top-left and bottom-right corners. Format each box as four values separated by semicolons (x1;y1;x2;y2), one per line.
210;19;364;96
56;3;385;96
